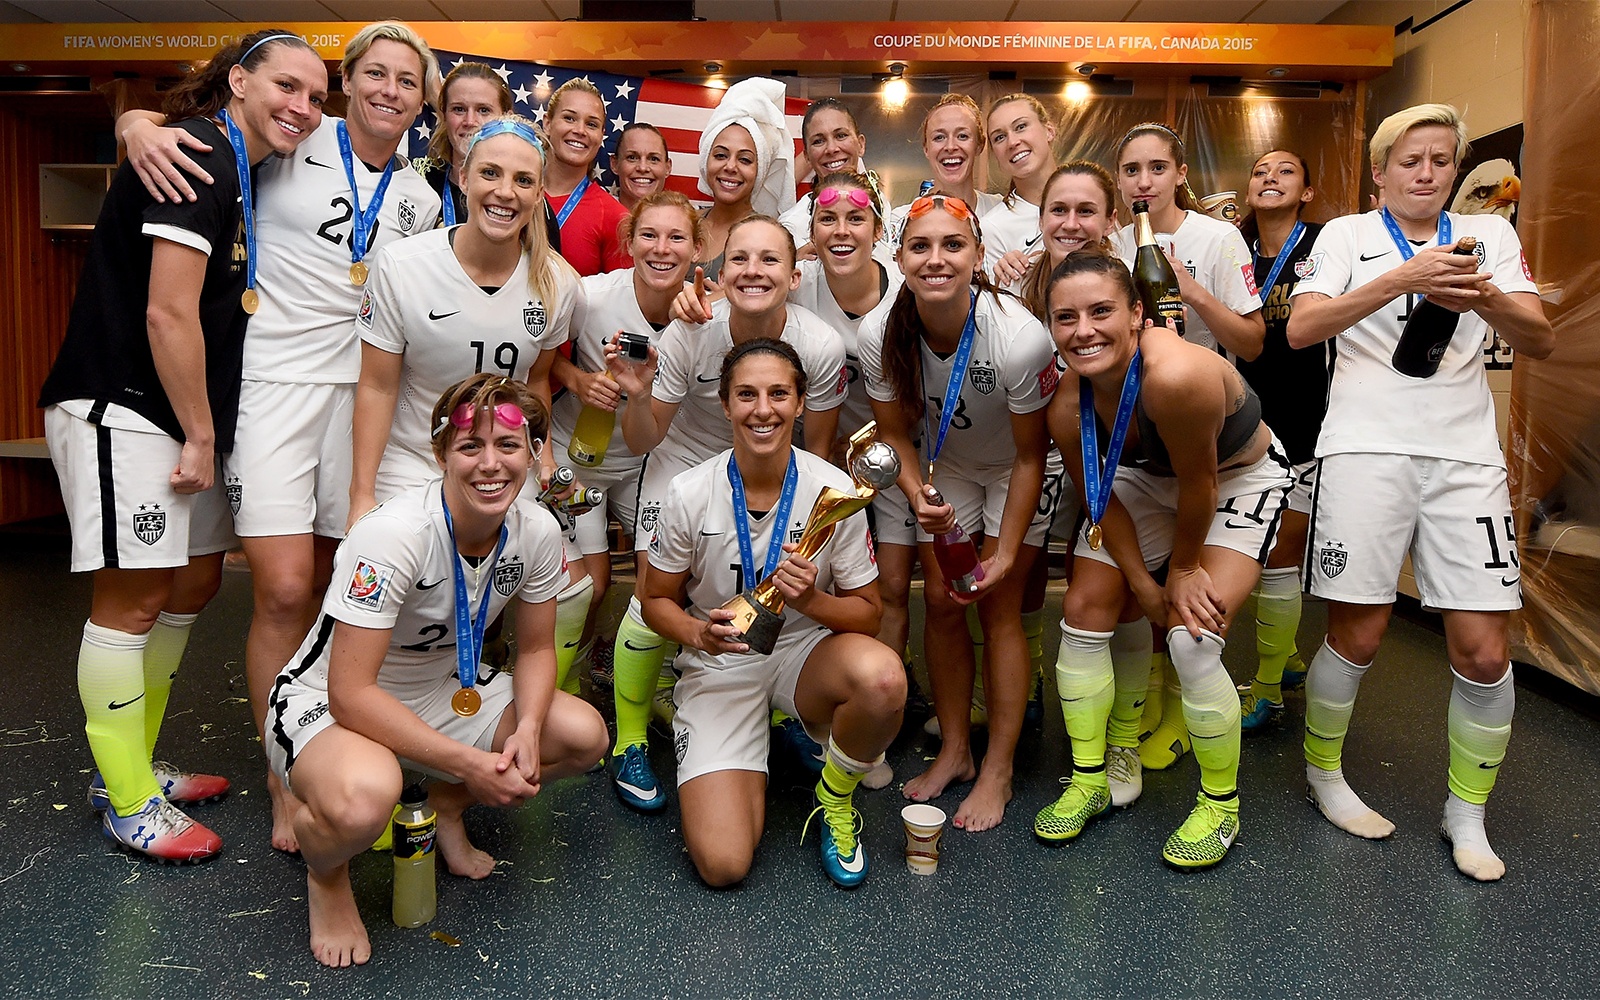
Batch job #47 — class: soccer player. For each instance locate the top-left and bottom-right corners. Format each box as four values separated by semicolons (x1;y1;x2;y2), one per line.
541;78;632;275
1288;104;1552;881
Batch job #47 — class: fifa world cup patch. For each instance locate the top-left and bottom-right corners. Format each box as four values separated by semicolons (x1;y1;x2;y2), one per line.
344;557;396;610
357;288;375;329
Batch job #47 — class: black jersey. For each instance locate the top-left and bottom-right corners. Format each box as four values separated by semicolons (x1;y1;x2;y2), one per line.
1236;221;1330;464
38;117;249;449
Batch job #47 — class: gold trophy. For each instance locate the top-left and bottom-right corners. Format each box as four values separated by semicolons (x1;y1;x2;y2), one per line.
721;422;902;655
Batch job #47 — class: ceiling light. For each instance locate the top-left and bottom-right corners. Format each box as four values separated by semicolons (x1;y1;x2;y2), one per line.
1077;64;1096;76
1064;80;1091;103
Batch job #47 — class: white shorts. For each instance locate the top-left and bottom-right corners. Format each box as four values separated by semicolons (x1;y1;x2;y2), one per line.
267;665;515;793
570;461;644;556
1306;453;1521;611
1041;447;1081;543
1075;444;1294;572
870;488;917;548
634;451;697;553
224;380;353;539
1287;460;1317;516
671;625;831;785
46;403;234;572
916;466;1054;549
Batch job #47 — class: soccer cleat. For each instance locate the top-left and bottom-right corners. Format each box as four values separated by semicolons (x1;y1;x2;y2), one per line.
588;639;615;689
1023;670;1045;731
803;792;868;888
650;684;676;729
773;717;826;775
1239;692;1285;733
87;762;230;812
101;795;221;864
1281;652;1308;691
1162;796;1240;869
607;744;666;813
1033;780;1111;843
1106;745;1143;807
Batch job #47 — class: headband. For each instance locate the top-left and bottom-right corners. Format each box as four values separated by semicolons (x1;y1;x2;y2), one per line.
466;118;545;160
238;33;301;66
1121;122;1185;154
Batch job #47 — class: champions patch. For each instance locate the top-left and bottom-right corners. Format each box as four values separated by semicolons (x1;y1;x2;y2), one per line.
1240;263;1259;297
1038;361;1060;398
357;288;375;329
493;557;524;597
344;557;396;611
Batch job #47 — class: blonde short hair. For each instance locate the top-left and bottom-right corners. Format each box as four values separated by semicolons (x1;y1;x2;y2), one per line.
341;21;442;106
1369;103;1469;169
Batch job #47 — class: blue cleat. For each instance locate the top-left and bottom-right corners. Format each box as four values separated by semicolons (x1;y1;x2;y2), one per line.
1240;692;1285;733
803;791;868;888
773;716;826;775
607;744;667;813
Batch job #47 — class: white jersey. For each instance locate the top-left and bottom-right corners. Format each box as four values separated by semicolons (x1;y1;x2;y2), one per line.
859;290;1056;480
980;194;1041;275
247;117;439;384
1292;210;1535;467
789;258;903;436
275;479;567;702
550;268;683;473
648;447;878;641
1112;209;1260;352
358;227;581;497
652;301;848;469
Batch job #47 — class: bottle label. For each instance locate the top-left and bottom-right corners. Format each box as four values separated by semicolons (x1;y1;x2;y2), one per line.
394;817;435;861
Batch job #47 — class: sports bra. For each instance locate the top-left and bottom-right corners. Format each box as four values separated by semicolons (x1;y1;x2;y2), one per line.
1096;378;1262;478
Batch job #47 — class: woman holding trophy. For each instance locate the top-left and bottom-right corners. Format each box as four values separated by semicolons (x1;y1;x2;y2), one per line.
639;338;905;889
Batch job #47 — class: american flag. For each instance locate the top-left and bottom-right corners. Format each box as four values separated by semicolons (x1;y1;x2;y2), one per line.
408;52;810;207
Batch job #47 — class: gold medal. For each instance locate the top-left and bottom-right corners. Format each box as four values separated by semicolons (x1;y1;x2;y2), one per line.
451;687;481;718
349;260;369;286
241;287;259;314
1087;522;1103;551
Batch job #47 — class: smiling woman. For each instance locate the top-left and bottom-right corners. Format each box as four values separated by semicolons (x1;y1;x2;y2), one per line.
541;77;632;275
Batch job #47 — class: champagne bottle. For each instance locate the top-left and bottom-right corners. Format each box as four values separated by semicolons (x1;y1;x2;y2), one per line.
1131;200;1185;336
391;784;436;928
924;484;984;597
1391;236;1480;378
567;372;617;468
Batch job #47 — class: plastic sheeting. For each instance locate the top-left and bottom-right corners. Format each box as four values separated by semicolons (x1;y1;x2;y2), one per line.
1509;0;1600;695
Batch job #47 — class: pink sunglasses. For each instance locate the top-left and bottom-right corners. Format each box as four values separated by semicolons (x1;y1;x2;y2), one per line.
815;185;879;218
433;401;527;438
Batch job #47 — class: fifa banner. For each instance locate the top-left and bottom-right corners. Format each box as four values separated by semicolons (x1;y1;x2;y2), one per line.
408;53;810;208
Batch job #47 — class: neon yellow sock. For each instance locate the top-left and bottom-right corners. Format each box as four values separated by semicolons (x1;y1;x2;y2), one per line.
1139;651;1167;738
612;601;665;754
1447;667;1514;805
1303;642;1368;772
553;576;594;695
1253;566;1301;700
140;611;197;758
1022;607;1045;682
1168;627;1241;804
817;738;873;804
1140;657;1191;770
78;621;161;815
1055;622;1115;790
1106;619;1153;749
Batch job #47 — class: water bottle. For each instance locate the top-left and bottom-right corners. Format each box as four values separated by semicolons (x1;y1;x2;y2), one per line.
924;484;984;597
568;373;618;467
391;783;436;928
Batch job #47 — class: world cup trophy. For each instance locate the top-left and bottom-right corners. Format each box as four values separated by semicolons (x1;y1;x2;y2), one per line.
720;422;902;654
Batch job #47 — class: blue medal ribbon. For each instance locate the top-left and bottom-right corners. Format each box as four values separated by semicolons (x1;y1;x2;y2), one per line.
1079;350;1143;535
440;498;509;695
553;174;591;231
1380;206;1450;262
922;290;979;477
336;119;396;268
216;110;257;299
442;174;459;227
727;450;799;590
1256;219;1305;305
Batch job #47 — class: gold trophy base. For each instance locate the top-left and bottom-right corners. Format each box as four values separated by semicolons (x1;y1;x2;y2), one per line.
721;590;785;656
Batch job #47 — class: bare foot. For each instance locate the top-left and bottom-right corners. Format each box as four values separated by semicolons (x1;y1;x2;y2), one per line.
901;748;976;803
953;770;1012;831
307;866;371;968
436;809;496;879
268;770;303;854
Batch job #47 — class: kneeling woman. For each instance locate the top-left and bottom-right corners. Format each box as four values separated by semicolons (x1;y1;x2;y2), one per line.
1039;251;1291;868
641;340;904;888
266;374;608;967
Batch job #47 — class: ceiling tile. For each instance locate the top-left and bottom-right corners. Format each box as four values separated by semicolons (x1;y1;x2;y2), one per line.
8;0;132;20
0;0;47;21
891;0;1019;19
780;0;893;19
211;0;338;19
321;0;449;19
695;0;778;20
102;1;236;19
1246;0;1348;22
1126;0;1259;20
1009;0;1139;19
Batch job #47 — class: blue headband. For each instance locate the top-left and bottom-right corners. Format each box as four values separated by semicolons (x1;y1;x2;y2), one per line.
466;118;545;159
238;32;302;66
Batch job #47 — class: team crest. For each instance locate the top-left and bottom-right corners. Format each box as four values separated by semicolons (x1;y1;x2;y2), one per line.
397;197;418;233
493;557;524;597
788;525;805;545
639;501;661;533
226;477;242;516
524;304;547;337
132;504;166;545
970;365;996;395
1319;541;1348;579
1294;257;1317;279
344;557;395;610
674;729;690;765
297;702;329;728
1470;240;1488;269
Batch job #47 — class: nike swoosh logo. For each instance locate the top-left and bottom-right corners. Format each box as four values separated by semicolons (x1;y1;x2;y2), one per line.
616;778;658;799
623;640;660;652
429;309;460;321
1023;232;1044;251
562;640;581;649
695;374;721;383
1358;250;1390;261
1500;576;1519;587
416;578;444;590
305;155;336;170
1478;760;1503;770
1132;699;1146;709
108;694;145;710
1224;519;1263;531
700;530;724;537
835;847;866;873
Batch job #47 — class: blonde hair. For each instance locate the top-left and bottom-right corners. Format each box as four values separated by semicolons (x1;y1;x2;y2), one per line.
921;93;986;153
426;61;512;165
1369;102;1469;169
547;77;606;121
985;93;1057;207
462;113;575;311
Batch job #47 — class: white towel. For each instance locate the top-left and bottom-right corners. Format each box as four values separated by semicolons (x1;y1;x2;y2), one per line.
697;77;797;218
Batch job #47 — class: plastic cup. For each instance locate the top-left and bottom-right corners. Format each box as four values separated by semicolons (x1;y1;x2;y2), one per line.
1200;190;1240;222
901;803;947;875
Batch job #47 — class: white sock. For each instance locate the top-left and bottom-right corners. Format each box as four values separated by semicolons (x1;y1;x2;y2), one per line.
1441;792;1505;882
1305;763;1395;840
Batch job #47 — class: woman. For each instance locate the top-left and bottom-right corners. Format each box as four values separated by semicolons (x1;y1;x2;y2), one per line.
776;99;888;252
980;94;1059;281
266;374;607;967
541;78;632;275
1038;249;1291;868
1111;122;1266;773
860;194;1056;832
695;78;798;283
39;31;326;862
548;191;701;773
612;122;673;213
604;215;848;812
641;339;903;888
888;94;1004;239
119;21;445;853
1232;149;1327;731
1288;104;1551;881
